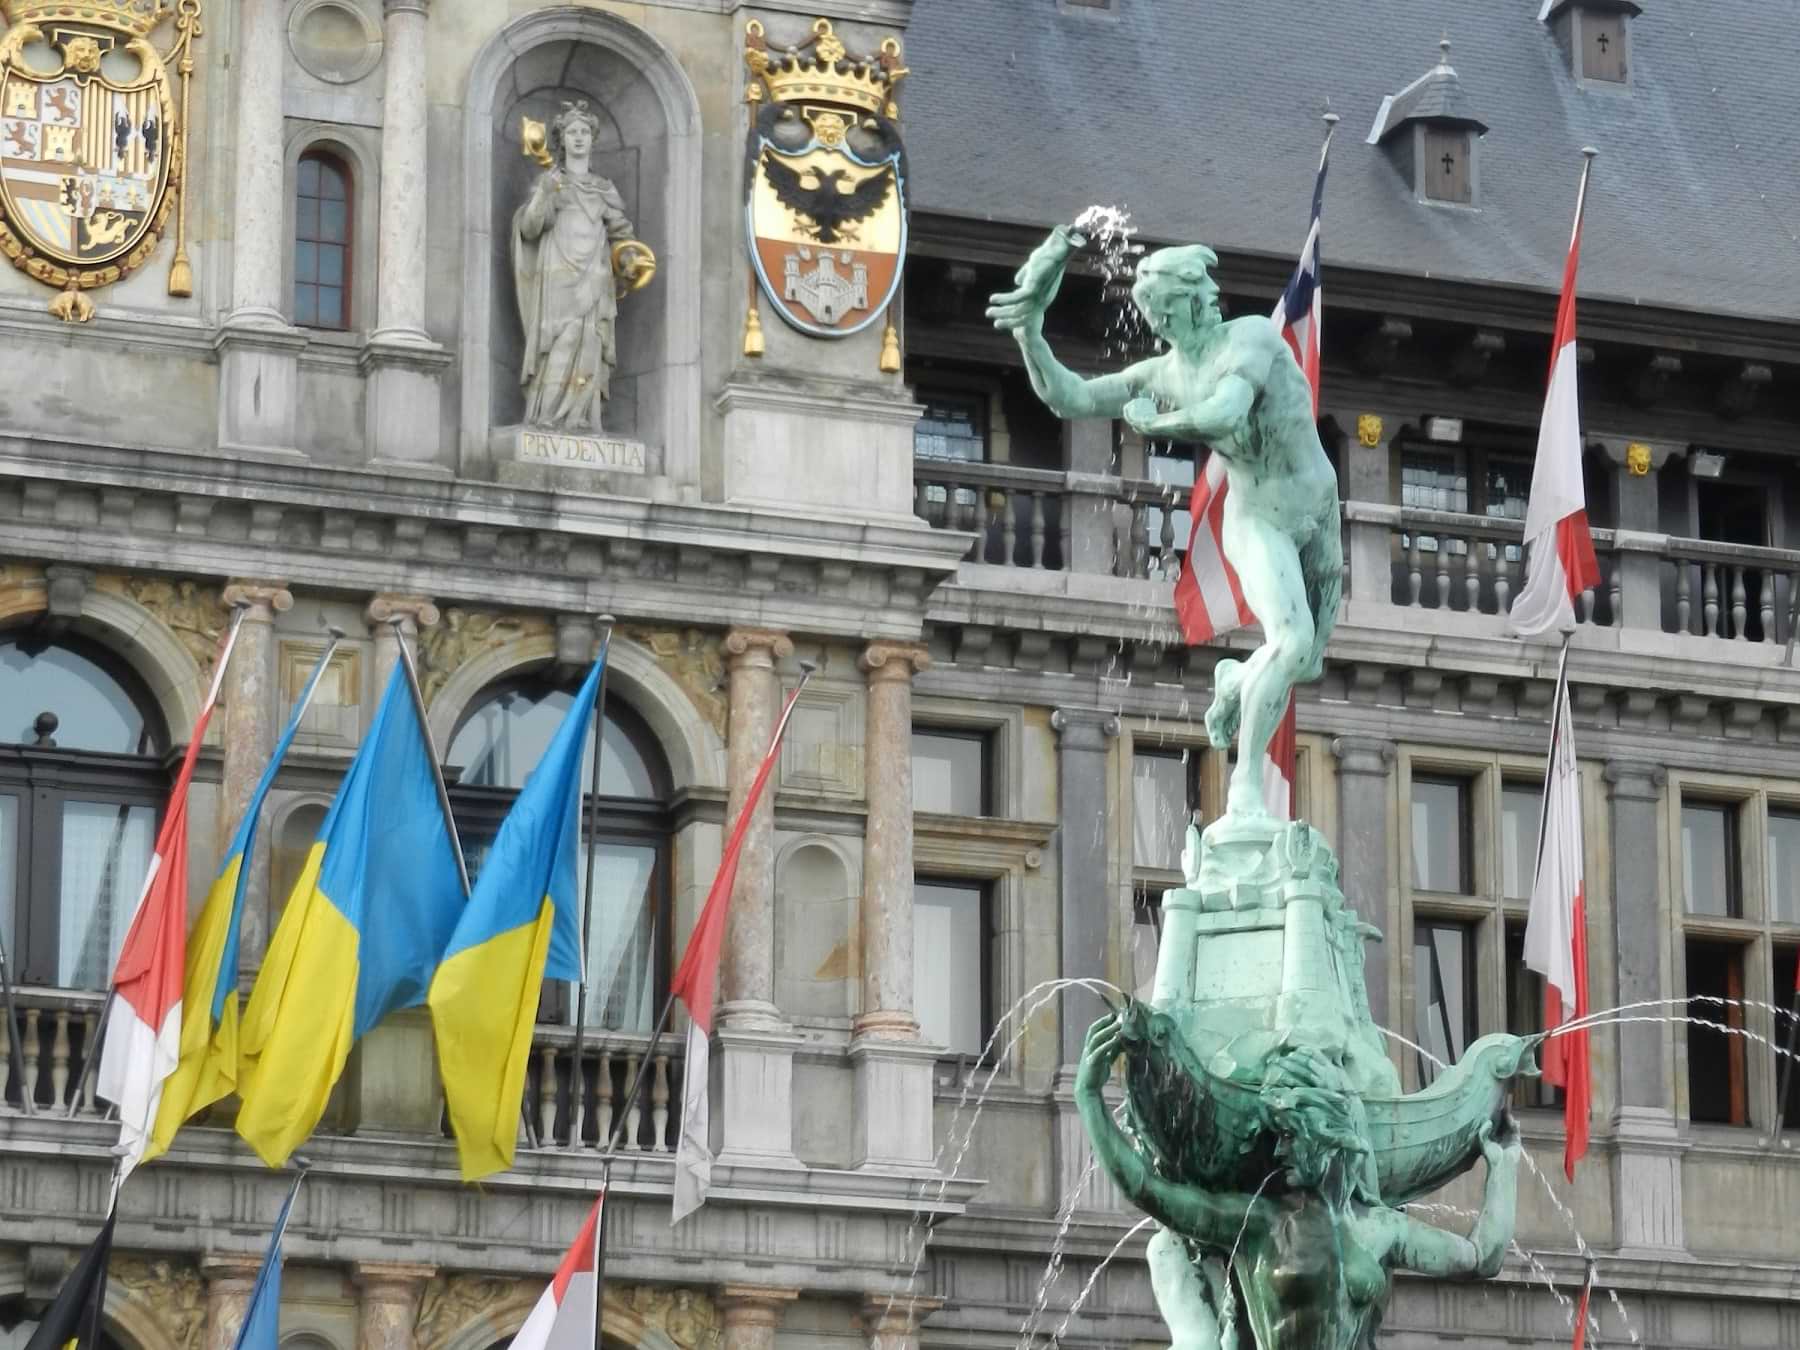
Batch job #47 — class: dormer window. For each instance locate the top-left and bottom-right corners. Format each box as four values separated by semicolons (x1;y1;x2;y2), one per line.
1367;39;1488;207
1541;0;1640;85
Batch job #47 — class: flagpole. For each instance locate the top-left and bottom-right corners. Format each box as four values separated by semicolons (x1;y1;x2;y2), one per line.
1570;146;1597;248
569;616;617;1150
389;619;472;899
598;659;819;1162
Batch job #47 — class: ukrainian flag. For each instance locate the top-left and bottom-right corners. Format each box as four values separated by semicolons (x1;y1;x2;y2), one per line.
428;656;601;1180
235;662;466;1168
144;646;337;1162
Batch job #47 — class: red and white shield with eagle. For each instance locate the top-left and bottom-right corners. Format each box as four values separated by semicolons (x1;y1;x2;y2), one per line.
746;103;907;338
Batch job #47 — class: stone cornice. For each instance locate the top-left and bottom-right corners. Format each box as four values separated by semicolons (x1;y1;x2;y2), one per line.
0;436;969;642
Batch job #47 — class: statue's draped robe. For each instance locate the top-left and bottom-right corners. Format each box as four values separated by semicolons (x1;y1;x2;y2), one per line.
512;170;635;430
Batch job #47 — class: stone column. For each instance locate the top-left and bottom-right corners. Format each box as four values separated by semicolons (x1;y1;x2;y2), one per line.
362;0;452;469
215;0;305;454
712;628;802;1169
354;1263;435;1350
718;628;793;1027
1062;418;1119;574
717;1286;799;1350
859;1295;942;1350
365;594;440;696
850;641;937;1172
1330;737;1396;1026
201;1255;263;1350
219;580;292;974
1048;707;1125;1213
1604;758;1684;1254
1335;409;1401;612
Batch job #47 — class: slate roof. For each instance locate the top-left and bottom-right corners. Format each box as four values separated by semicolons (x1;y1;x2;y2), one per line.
1373;46;1488;140
902;0;1800;323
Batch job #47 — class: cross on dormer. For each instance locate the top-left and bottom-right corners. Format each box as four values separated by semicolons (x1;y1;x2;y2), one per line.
1596;31;1610;52
1441;151;1456;174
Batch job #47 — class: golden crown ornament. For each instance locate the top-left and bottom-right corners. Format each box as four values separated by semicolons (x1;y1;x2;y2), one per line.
744;17;906;118
0;0;202;320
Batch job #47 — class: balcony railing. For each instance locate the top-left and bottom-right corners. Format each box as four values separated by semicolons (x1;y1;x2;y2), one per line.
913;465;1800;650
1;987;107;1117
504;1024;683;1154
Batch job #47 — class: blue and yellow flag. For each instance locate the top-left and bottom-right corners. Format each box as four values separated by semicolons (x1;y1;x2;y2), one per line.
428;656;601;1180
235;662;466;1168
145;646;337;1162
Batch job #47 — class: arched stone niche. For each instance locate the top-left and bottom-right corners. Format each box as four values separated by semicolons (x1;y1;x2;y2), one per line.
460;9;702;490
774;836;860;1021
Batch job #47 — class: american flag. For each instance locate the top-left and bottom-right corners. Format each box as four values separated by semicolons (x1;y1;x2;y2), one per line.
1171;122;1333;818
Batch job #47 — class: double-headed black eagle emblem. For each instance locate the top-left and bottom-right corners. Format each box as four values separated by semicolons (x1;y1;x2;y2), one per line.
762;157;894;246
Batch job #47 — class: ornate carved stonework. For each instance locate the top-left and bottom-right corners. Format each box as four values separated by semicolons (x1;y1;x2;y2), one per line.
622;1284;721;1350
416;1274;526;1350
621;624;727;738
113;1254;206;1350
0;561;46;613
96;573;231;675
417;608;552;705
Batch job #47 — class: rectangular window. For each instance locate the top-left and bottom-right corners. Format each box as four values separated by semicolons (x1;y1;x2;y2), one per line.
1131;886;1162;999
1682;800;1741;918
911;728;991;818
913;393;987;462
1580;15;1627;82
1504;923;1557;1109
1769;809;1800;926
1401;450;1470;515
0;792;16;965
1686;938;1748;1125
914;878;989;1057
1411;775;1472;894
1421;127;1473;204
1775;948;1800;1131
1133;747;1196;872
56;800;155;991
1500;782;1541;902
1414;919;1477;1085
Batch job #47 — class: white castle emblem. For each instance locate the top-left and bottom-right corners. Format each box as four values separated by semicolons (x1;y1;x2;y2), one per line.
782;246;869;325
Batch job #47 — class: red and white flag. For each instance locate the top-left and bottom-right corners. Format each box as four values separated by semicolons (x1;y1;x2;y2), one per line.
510;1191;605;1350
669;675;811;1223
1570;1263;1595;1350
1511;155;1602;638
1172;125;1330;819
96;613;243;1180
1523;663;1589;1181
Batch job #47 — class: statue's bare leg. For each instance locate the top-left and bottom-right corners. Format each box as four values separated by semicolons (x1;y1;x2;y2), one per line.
1218;507;1313;817
1296;504;1343;682
1146;1228;1226;1350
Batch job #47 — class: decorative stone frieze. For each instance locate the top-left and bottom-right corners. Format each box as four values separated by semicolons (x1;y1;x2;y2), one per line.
113;1254;206;1350
413;608;550;704
620;624;728;738
94;574;234;675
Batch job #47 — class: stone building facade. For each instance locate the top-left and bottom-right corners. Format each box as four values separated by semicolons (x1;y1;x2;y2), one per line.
2;3;1798;1350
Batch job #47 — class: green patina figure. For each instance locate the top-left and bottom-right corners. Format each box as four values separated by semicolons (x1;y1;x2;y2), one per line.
991;228;1530;1349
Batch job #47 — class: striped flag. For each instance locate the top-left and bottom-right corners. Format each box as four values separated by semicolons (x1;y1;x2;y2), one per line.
670;675;810;1223
1523;657;1590;1181
1570;1263;1595;1350
509;1191;605;1350
96;614;243;1180
1510;154;1602;639
1173;124;1331;819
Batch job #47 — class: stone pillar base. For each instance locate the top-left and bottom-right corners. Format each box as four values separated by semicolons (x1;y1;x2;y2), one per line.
215;321;306;456
713;1022;804;1169
848;1035;938;1172
717;380;922;522
1609;1105;1689;1257
347;1007;442;1137
362;337;452;472
1050;1068;1127;1214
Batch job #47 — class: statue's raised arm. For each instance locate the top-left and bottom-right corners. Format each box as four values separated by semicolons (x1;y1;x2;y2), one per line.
991;228;1342;820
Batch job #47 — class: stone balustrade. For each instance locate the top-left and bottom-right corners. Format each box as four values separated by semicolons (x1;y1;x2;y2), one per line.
0;987;106;1117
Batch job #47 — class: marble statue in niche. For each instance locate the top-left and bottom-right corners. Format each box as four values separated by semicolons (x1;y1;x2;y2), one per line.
512;100;655;432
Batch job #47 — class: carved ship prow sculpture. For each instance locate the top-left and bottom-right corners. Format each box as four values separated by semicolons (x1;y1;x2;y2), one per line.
1124;816;1537;1207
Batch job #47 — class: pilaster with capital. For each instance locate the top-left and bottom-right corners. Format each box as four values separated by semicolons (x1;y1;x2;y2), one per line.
1595;437;1683;630
218;581;292;974
200;1255;263;1350
858;1294;942;1350
1604;760;1669;1107
367;594;441;696
215;0;303;454
363;0;453;469
1050;706;1119;1065
355;1262;437;1350
1331;736;1396;1024
716;1286;799;1350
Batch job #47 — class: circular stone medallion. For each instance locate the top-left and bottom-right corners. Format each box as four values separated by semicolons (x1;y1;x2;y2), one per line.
288;0;384;86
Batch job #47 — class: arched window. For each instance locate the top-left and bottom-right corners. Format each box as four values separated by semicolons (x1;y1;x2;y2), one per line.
0;637;169;992
446;675;671;1032
294;149;352;329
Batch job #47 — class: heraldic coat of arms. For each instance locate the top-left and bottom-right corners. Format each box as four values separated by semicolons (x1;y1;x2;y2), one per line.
0;0;202;321
742;18;908;367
